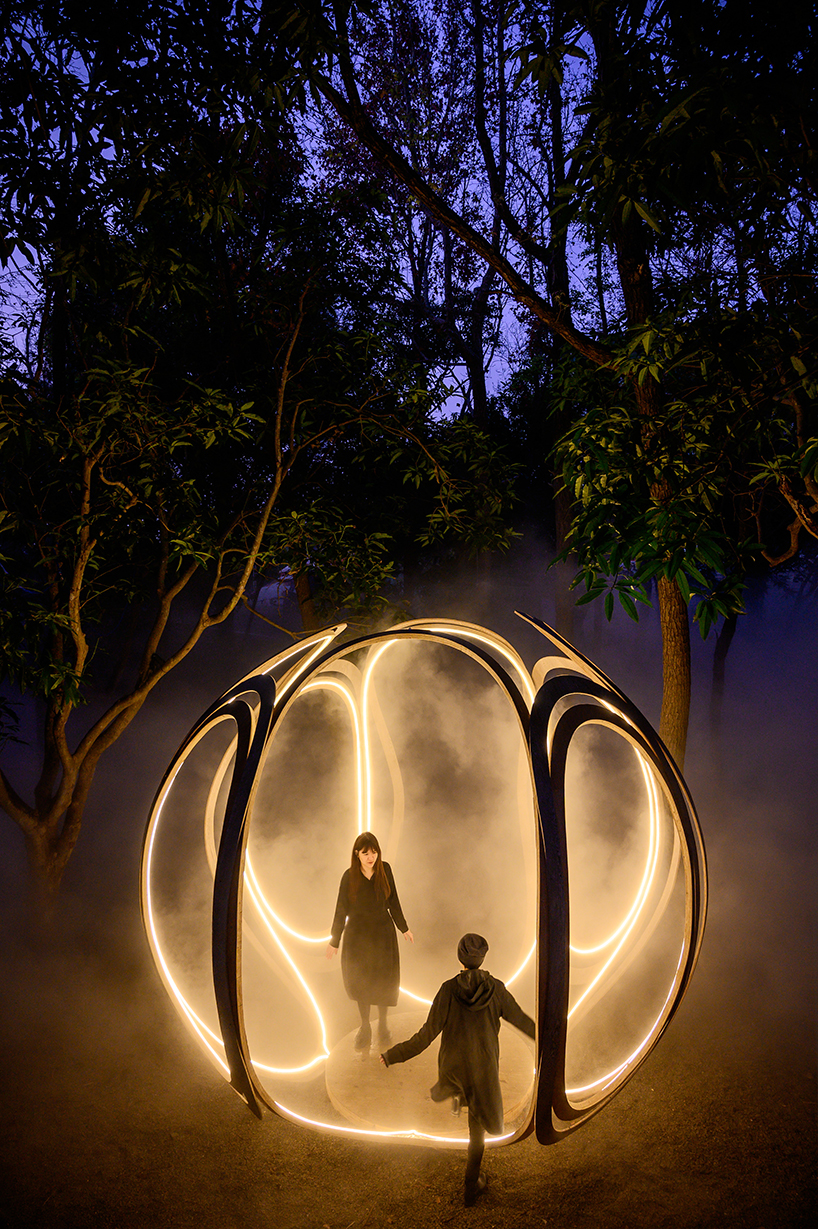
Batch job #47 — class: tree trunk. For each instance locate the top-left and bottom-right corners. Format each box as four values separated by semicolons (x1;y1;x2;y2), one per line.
657;575;691;768
552;485;575;641
294;571;319;631
24;827;68;915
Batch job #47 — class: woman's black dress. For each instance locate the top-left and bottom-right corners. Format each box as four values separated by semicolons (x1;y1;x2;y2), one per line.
330;863;408;1007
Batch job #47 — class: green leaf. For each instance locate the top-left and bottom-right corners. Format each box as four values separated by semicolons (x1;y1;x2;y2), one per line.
575;589;603;606
619;591;639;621
675;570;692;603
134;187;152;218
633;200;661;232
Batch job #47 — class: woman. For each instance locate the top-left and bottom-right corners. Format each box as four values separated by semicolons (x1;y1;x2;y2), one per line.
326;832;414;1049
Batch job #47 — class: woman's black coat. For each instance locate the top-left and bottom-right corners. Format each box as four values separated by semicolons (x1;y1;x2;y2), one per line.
383;968;535;1134
330;862;408;1006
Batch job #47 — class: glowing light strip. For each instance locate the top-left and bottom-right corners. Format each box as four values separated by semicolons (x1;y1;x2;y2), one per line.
238;673;369;1074
243;872;330;1074
563;757;685;1102
264;631;342;699
360;638;435;1005
565;941;685;1099
245;859;329;944
273;1103;516;1146
144;681;341;1082
361;640;395;833
362;630;538;999
506;941;537;988
143;775;229;1074
424;624;537;707
415;634;540;997
397;986;434;1006
149;795;327;1080
245;676;364;944
568;751;661;1017
570;748;660;956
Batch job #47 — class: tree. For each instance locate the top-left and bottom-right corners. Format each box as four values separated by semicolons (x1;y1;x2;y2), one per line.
0;0;518;901
273;0;817;765
309;0;511;423
544;0;817;676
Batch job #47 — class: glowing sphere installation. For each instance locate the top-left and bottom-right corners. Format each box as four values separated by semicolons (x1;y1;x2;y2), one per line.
140;615;706;1146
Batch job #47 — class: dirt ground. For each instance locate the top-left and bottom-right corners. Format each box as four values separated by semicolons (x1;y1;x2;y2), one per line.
0;881;814;1229
1;592;816;1228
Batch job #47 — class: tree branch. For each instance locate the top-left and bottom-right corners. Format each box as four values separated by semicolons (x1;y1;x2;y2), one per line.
313;36;613;367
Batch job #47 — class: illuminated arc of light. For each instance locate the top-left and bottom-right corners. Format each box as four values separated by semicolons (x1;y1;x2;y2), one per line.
272;1103;517;1147
303;673;366;841
567;749;661;1018
362;627;539;1000
565;941;685;1100
145;648;353;1084
242;871;331;1074
519;612;706;1126
245;675;365;944
245;859;329;945
543;691;636;760
149;737;334;1079
142;617;702;1144
424;624;537;707
361;639;396;834
505;941;537;989
562;754;689;1102
260;629;345;697
447;627;536;983
539;680;665;963
569;745;661;957
407;625;555;993
234;671;371;1075
238;671;379;1074
395;985;433;1006
362;638;434;1006
143;768;230;1076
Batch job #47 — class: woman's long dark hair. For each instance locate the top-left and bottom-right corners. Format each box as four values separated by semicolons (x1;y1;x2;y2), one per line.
348;831;391;902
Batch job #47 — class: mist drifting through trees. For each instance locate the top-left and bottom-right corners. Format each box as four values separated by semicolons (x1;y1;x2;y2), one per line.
0;8;816;1220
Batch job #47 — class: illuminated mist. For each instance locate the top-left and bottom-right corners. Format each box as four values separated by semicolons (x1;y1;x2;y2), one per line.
1;552;815;1226
141;616;703;1146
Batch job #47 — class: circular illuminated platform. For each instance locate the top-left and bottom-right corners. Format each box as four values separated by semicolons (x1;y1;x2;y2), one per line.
325;1010;535;1137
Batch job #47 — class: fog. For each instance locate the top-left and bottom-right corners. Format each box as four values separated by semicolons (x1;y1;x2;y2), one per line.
146;632;540;1131
1;544;815;1225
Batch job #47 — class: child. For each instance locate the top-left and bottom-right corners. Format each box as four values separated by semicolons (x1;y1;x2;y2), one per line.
380;933;535;1206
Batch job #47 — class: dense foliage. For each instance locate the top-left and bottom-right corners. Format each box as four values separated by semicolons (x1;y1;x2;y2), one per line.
272;0;817;761
0;0;517;896
2;0;815;897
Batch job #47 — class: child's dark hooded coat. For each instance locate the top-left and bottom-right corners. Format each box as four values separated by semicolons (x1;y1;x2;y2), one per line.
383;968;535;1133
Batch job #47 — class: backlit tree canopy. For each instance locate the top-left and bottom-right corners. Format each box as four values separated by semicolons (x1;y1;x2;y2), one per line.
273;0;817;761
1;0;815;899
0;0;516;898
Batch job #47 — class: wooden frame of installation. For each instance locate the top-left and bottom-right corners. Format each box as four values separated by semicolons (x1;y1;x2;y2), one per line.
140;615;707;1147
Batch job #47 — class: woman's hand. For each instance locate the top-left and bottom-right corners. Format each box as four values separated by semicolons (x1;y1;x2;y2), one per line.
403;930;414;944
326;944;338;959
